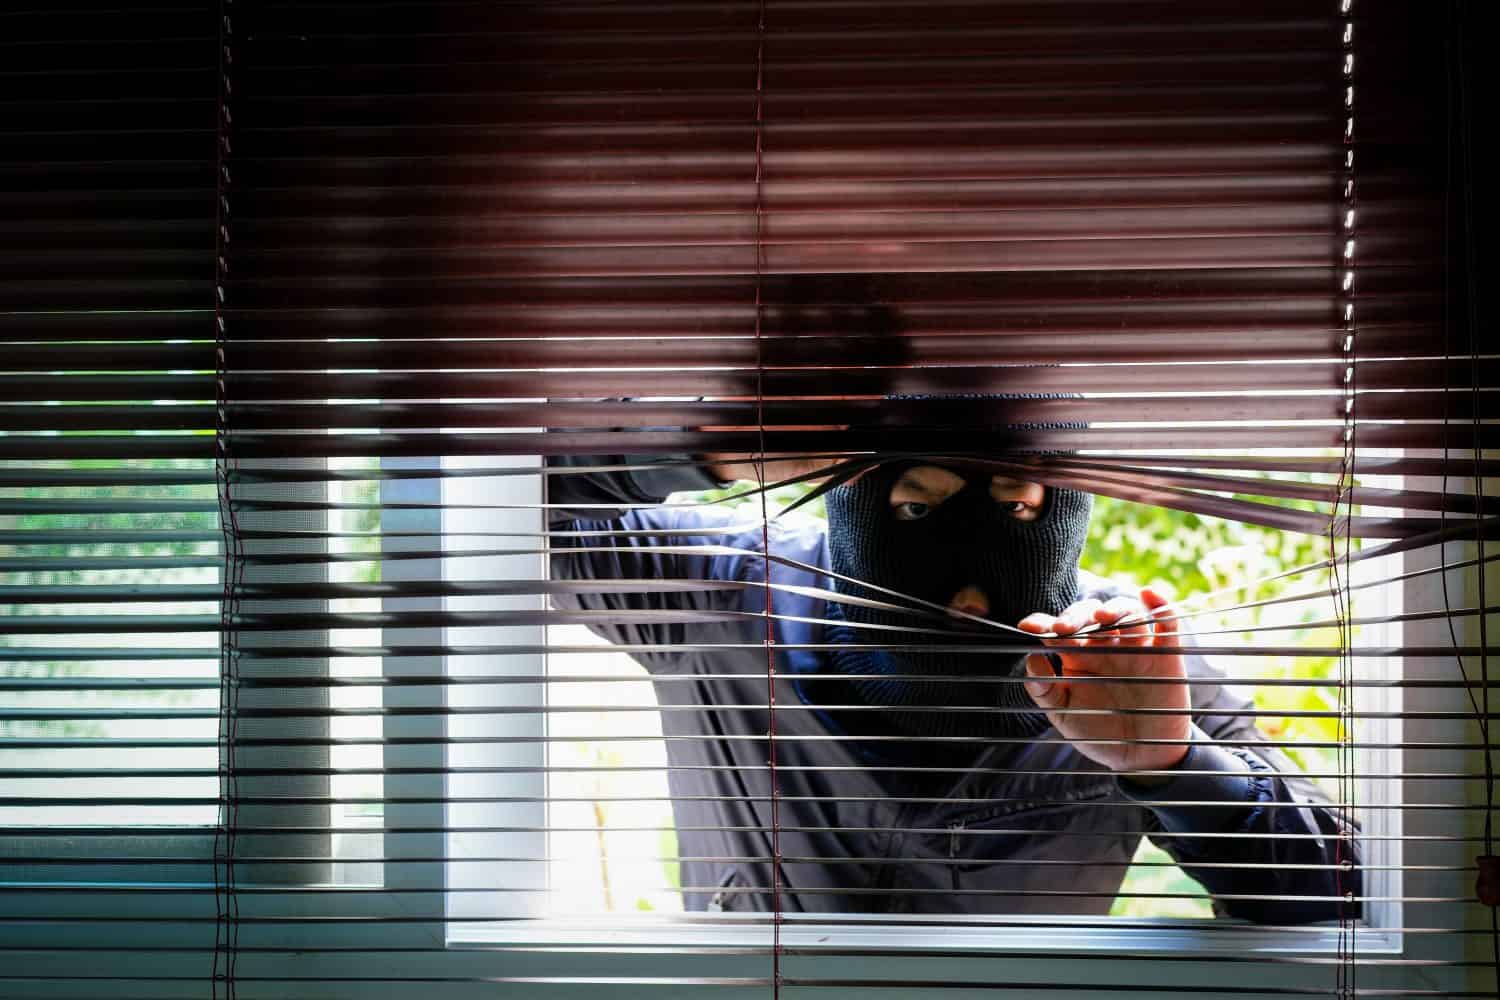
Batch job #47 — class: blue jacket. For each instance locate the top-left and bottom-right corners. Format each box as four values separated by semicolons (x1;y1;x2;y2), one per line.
548;459;1360;922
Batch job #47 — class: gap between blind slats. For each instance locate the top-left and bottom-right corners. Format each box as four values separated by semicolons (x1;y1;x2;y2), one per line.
0;331;1452;369
0;734;1481;752
6;452;1497;484
5;392;1494;434
6;426;1494;455
3;356;1477;398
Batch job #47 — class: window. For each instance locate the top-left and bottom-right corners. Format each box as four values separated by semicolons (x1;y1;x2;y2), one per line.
0;454;389;887
443;458;1411;946
0;457;220;832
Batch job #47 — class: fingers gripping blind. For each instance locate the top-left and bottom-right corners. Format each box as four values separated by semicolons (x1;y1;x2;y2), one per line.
0;1;1495;999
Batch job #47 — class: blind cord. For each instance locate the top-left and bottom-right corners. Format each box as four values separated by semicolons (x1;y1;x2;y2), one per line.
750;1;782;995
212;1;240;996
1334;3;1360;994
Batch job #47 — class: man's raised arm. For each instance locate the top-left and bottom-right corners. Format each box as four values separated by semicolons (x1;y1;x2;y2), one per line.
1019;593;1361;923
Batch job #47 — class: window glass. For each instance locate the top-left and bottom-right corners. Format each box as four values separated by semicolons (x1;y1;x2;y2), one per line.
0;458;219;828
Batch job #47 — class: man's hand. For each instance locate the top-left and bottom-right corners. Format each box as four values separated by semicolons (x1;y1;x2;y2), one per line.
1016;587;1190;781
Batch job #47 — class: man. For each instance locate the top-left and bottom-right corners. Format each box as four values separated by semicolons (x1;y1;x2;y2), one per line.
547;447;1359;922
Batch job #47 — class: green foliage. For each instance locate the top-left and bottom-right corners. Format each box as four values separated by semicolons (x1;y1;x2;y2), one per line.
1086;494;1345;775
1110;839;1212;919
330;475;384;584
0;459;221;740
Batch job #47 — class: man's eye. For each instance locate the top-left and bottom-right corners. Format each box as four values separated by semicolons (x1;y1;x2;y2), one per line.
893;501;931;522
1000;499;1041;522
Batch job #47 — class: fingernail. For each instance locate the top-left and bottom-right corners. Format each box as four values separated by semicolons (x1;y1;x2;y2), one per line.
1024;680;1051;699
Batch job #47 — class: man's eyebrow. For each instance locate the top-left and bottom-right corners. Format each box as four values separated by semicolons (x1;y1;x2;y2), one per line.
893;469;950;501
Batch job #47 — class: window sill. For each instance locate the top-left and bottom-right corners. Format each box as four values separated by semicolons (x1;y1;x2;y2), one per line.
448;913;1401;957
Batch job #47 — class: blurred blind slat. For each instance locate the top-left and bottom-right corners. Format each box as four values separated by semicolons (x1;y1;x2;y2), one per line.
203;0;1492;533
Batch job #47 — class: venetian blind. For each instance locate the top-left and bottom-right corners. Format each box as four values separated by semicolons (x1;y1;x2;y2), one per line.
1;1;1495;998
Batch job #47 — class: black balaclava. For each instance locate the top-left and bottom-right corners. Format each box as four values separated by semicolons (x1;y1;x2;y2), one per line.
816;461;1093;757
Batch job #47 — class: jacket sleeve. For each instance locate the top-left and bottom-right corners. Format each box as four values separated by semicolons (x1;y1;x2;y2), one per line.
1116;653;1362;924
547;451;727;524
546;452;755;671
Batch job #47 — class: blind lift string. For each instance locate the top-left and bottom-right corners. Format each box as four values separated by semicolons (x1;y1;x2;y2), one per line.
749;0;783;994
1333;1;1359;990
212;0;240;995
